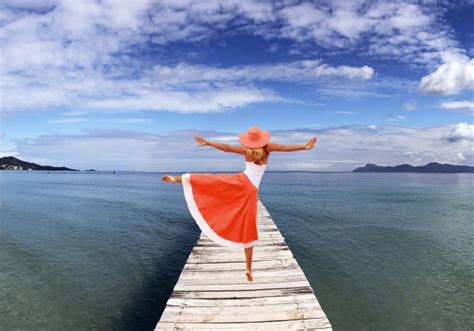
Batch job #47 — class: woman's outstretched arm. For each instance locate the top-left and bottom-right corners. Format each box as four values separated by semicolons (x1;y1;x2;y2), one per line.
268;137;317;152
194;136;246;155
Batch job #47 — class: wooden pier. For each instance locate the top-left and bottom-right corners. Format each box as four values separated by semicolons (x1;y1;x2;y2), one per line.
156;200;332;330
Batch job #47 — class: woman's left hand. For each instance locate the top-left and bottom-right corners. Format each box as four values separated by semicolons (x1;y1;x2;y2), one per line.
195;136;209;146
304;137;317;150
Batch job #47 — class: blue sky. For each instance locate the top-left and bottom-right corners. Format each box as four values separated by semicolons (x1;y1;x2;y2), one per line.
1;0;473;171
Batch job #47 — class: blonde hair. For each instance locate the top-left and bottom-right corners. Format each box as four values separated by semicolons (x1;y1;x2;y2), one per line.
245;146;267;164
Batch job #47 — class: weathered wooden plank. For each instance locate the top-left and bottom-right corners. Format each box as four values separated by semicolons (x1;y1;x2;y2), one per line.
182;259;299;271
173;266;301;282
176;275;308;285
159;304;326;323
170;286;315;299
193;242;288;250
190;245;289;253
161;301;322;316
165;293;319;307
186;253;293;264
174;270;307;283
156;318;332;330
187;250;294;263
189;252;293;260
174;280;311;291
156;199;332;330
192;245;289;253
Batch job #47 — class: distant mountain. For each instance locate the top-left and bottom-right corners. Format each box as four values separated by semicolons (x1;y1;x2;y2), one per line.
353;162;474;173
0;156;77;171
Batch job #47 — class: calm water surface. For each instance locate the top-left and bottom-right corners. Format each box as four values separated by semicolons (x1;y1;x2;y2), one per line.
1;171;473;330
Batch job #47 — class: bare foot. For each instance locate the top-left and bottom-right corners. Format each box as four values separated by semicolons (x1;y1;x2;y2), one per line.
162;175;178;183
245;270;253;282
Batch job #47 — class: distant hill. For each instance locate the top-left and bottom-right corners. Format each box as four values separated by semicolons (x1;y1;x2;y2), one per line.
0;156;77;171
353;162;474;173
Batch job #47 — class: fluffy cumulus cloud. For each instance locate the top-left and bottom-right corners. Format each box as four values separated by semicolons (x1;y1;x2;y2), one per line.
1;0;472;115
419;59;474;95
278;1;468;68
11;124;474;171
0;0;378;115
441;123;474;142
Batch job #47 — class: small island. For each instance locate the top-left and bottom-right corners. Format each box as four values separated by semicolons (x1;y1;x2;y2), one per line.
353;162;474;173
0;156;78;171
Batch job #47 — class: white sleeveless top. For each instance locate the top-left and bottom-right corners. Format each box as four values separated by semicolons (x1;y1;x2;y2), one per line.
243;161;267;189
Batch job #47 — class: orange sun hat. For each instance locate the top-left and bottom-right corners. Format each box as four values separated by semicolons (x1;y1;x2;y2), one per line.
239;126;271;148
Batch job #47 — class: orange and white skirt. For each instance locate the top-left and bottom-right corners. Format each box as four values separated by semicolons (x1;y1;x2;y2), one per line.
182;172;258;250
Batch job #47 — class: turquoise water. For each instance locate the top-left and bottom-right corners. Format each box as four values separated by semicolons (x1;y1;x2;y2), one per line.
1;171;473;330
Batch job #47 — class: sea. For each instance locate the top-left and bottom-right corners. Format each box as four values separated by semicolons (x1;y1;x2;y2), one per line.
1;171;473;330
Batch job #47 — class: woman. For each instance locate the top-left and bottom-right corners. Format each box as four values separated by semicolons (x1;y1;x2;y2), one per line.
162;126;317;281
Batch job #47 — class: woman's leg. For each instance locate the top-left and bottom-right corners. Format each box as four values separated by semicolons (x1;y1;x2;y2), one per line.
244;247;253;281
162;175;182;183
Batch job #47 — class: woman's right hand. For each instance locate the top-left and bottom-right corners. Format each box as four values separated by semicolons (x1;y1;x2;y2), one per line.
304;137;317;150
195;136;209;146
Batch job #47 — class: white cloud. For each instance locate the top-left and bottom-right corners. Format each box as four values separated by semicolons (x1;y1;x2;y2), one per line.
441;123;474;142
0;1;375;115
1;68;287;115
326;111;355;115
1;1;467;67
314;75;418;98
279;1;467;68
48;118;88;124
47;117;156;124
386;114;406;122
404;102;417;111
84;85;277;113
152;60;374;83
10;124;474;171
419;59;474;95
439;100;474;112
1;0;470;116
105;118;155;124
